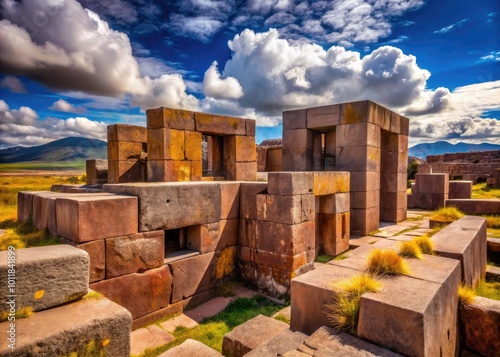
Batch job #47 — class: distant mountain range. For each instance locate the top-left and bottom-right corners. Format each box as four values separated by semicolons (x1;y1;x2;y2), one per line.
0;137;107;163
1;137;499;164
409;141;500;159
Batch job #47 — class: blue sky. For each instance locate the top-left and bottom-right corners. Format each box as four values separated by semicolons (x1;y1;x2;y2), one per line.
0;0;499;149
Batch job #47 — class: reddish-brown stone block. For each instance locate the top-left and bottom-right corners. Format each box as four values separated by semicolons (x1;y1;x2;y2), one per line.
224;135;257;162
267;172;313;196
187;222;220;253
282;129;313;150
350;207;379;235
379;207;407;222
336;122;380;148
239;219;256;248
194;112;246;135
17;191;35;223
219;218;239;249
76;240;105;283
313;172;350;195
282;149;313;171
380;172;406;193
147;128;185;160
351;190;379;209
56;195;138;242
351;171;381;192
239;183;268;219
245;119;256;136
256;220;315;255
147;160;191;182
306;104;340;130
220;182;240;219
317;212;350;255
168;252;216;303
108;159;145;183
107;124;147;142
191;160;202;181
258;194;314;225
339;101;371;125
336;145;380;172
90;266;172;319
233;162;257;181
106;231;164;279
215;246;236;279
318;193;350;214
146;107;195;130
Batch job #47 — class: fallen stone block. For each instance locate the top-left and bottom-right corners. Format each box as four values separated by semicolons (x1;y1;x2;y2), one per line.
460;296;500;357
431;215;487;286
158;339;222;357
103;182;220;231
293;326;403;357
445;199;500;215
90;266;172;319
0;245;88;313
130;324;175;356
0;296;131;357
56;194;138;242
222;314;289;357
169;252;215;303
106;231;165;278
245;329;307;357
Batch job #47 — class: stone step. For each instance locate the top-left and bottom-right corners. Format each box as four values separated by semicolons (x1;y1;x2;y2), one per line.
245;328;307;357
158;339;222;357
486;265;500;282
222;314;289;357
0;296;131;356
0;245;89;313
130;324;175;356
285;326;403;357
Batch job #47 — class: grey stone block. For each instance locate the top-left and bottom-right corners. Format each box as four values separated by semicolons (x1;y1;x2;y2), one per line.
158;339;222;357
245;329;307;357
103;182;221;231
0;245;89;313
0;296;131;357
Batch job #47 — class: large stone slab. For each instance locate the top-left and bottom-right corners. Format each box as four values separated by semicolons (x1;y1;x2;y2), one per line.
90;266;172;319
105;231;164;278
103;182;221;231
168;252;215;303
460;296;500;357
290;264;360;335
222;314;289;357
445;199;500;215
431;215;487;286
291;326;403;357
245;329;307;357
357;272;460;357
158;339;222;357
56;194;138;242
0;245;89;313
0;296;131;357
17;191;36;223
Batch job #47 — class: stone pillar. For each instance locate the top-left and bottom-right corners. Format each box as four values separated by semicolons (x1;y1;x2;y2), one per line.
86;159;108;185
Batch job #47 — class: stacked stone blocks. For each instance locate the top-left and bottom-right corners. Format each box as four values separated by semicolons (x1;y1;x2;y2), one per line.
282;100;409;235
408;173;449;210
146;107;256;182
107;124;147;183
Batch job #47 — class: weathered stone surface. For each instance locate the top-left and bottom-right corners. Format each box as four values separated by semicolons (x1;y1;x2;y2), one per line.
108;159;146;183
449;181;472;199
336;122;380;148
461;296;500;357
104;182;221;231
317;212;350;256
17;191;36;223
445;199;500;215
76;239;105;283
56;194;138;242
147;159;192;182
358;271;460;357
256;220;315;255
107;123;147;142
220;182;240;219
239;218;257;248
313;172;350;196
0;245;89;313
106;231;164;278
306;104;340;129
146;107;195;130
224;135;257;162
268;172;313;196
290;264;360;334
159;339;222;357
283;109;307;129
350;207;380;236
431;215;487;286
195;112;246;135
488;238;500;253
32;191;64;230
222;314;289;357
245;329;307;357
108;140;145;161
169;252;215;303
131;325;175;356
216;246;237;279
239;182;268;219
258;194;314;224
147;128;185;160
90;266;172;319
86;159;108;184
0;296;131;357
293;326;403;357
131;301;184;331
318;193;350;214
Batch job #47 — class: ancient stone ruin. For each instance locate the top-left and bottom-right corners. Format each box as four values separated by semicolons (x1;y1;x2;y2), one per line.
2;100;497;356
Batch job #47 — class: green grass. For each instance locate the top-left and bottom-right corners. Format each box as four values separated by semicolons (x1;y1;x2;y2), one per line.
0;175;84;250
0;161;86;171
137;296;282;357
472;182;500;199
315;250;351;263
475;280;500;301
394;225;419;236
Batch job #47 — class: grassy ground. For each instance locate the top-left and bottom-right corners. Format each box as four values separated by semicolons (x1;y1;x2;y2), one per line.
0;175;85;250
475;280;500;301
137;295;283;357
472;182;500;199
0;161;86;171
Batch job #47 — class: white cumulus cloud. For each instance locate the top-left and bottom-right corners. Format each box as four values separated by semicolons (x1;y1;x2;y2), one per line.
49;99;87;114
202;61;244;99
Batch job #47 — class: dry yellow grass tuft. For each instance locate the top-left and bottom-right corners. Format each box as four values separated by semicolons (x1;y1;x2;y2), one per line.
366;249;410;275
399;241;422;259
458;284;476;306
412;235;434;255
430;206;464;222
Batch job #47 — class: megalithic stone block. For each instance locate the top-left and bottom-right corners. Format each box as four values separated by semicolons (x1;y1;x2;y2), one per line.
55;195;138;242
107;123;147;142
194;112;246;135
146;107;195;130
0;296;132;357
17;191;36;223
0;245;89;313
